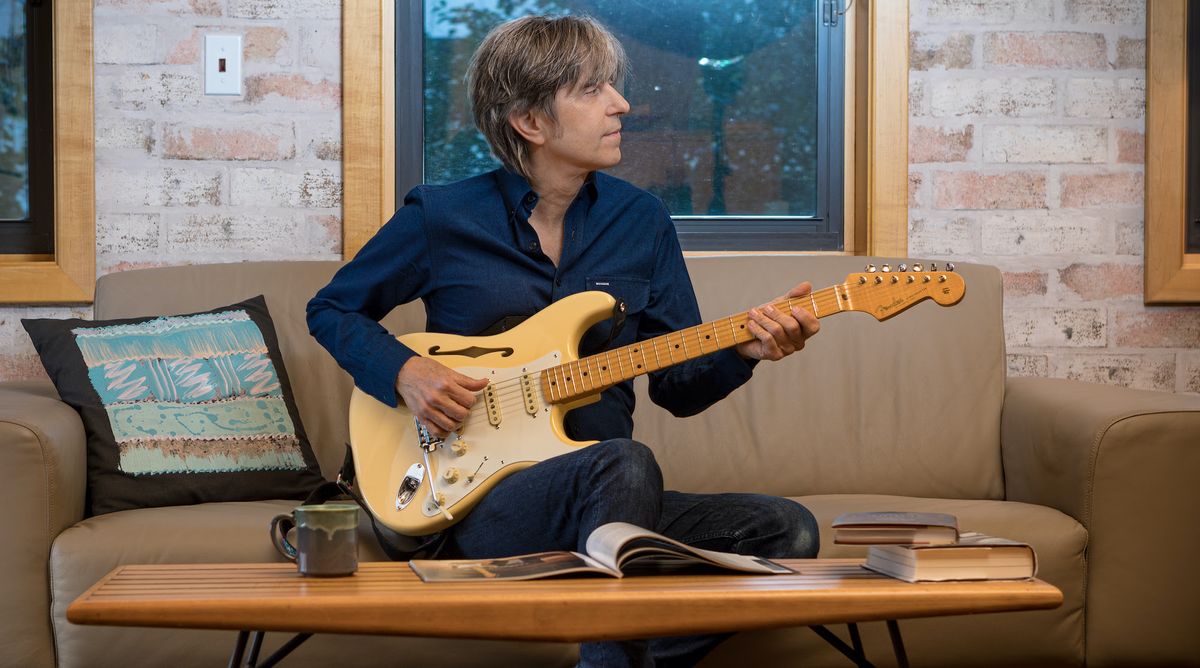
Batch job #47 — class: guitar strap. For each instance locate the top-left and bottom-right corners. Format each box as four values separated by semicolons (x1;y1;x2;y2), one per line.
295;445;445;561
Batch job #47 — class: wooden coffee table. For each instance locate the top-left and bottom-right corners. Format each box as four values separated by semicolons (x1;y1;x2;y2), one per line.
68;559;1061;668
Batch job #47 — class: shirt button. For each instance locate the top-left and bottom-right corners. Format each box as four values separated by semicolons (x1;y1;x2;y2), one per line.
528;242;538;251
555;279;562;287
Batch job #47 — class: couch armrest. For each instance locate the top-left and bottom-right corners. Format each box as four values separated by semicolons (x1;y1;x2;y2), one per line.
0;380;86;668
1001;376;1200;666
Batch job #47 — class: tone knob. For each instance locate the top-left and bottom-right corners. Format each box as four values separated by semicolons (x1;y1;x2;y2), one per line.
442;467;461;484
451;441;469;456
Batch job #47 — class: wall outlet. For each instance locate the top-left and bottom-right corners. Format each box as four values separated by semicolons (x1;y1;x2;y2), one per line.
204;35;242;96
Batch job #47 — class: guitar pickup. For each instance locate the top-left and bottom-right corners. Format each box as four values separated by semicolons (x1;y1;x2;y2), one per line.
521;374;539;416
484;384;501;427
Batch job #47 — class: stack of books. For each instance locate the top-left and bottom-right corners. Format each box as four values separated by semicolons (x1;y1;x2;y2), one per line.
831;511;1037;583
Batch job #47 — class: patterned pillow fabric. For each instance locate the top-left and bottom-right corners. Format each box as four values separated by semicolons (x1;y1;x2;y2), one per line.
23;295;325;515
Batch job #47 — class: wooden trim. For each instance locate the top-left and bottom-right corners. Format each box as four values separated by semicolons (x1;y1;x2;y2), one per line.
342;0;392;259
342;1;909;258
863;0;908;257
0;2;95;304
1145;0;1200;303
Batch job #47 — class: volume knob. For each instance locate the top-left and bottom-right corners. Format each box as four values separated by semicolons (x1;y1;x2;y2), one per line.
442;468;461;484
451;441;468;456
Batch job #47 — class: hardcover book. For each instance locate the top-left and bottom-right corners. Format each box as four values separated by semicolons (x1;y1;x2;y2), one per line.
862;532;1037;582
832;511;960;546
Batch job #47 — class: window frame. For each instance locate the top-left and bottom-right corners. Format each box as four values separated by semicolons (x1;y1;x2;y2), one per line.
396;3;846;252
343;0;906;259
0;0;55;255
0;1;94;304
1145;0;1200;303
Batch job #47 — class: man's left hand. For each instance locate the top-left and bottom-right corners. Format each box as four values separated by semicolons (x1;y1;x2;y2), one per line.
736;281;821;361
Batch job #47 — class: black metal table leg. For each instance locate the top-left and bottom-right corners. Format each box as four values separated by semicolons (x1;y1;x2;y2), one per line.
227;631;249;668
254;633;313;668
886;620;909;668
245;631;264;667
848;622;864;657
809;625;874;668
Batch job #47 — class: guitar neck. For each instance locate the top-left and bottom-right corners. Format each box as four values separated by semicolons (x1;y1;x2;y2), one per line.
540;284;848;405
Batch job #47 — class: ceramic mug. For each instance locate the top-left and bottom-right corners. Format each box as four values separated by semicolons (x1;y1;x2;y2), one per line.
270;503;359;577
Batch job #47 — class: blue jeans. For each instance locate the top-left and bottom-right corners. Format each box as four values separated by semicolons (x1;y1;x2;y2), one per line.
439;439;820;668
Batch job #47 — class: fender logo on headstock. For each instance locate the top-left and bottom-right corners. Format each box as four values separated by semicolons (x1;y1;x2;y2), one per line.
875;296;908;315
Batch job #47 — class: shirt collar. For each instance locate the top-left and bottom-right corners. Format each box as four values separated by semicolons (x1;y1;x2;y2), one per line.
495;168;602;215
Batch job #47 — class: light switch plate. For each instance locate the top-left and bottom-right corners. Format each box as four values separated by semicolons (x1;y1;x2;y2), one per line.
204;34;242;95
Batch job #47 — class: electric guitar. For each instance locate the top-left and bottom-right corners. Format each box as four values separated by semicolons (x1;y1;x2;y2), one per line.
348;263;966;536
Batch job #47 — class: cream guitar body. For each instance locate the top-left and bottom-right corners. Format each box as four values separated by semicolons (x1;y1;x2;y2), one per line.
349;291;616;536
349;263;967;536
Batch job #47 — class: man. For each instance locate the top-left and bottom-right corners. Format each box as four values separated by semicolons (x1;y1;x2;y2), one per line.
307;15;821;667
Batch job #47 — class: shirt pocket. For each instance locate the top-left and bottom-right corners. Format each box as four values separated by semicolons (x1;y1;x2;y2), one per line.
585;276;651;315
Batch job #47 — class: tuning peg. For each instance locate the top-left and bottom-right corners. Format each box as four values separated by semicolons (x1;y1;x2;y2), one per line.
866;264;877;273
875;276;883;284
891;276;900;283
947;262;956;272
912;263;923;272
881;264;891;272
930;262;939;271
859;276;867;284
898;263;908;272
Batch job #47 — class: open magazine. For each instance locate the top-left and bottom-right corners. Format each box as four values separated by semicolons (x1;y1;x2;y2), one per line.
409;522;794;581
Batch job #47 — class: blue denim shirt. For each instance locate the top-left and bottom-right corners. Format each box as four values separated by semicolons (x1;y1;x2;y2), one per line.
306;168;755;442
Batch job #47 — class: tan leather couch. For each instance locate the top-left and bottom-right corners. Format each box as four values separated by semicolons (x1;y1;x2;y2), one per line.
2;256;1198;667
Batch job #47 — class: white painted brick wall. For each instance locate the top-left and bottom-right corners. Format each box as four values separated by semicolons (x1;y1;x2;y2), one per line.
910;0;1200;393
0;0;343;381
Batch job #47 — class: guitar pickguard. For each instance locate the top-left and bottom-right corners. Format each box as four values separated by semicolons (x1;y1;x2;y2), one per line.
416;351;578;519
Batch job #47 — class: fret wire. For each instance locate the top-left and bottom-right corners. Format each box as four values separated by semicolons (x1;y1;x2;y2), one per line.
651;335;661;372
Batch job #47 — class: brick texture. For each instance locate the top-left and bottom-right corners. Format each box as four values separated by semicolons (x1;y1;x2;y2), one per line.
2;3;342;381
933;171;1046;209
984;32;1107;69
909;1;1179;393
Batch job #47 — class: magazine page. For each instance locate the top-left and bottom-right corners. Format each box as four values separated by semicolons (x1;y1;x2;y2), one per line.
585;522;792;575
409;551;617;582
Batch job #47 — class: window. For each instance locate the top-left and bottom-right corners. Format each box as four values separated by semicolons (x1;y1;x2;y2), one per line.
0;2;94;304
397;0;846;250
0;0;54;256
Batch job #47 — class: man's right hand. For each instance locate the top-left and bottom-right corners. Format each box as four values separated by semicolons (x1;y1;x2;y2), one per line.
396;356;489;439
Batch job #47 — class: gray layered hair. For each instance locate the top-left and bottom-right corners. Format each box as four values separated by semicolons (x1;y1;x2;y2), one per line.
466;15;628;180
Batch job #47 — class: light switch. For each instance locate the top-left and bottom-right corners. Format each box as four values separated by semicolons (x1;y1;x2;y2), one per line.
204;35;242;96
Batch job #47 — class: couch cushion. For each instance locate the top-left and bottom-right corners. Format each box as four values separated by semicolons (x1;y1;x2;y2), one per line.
637;256;1006;500
22;296;324;516
50;500;576;667
699;494;1087;667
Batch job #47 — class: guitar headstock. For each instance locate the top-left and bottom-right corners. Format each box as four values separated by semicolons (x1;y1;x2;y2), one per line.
839;262;966;321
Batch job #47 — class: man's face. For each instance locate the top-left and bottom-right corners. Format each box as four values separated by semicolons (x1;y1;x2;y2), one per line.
539;79;631;175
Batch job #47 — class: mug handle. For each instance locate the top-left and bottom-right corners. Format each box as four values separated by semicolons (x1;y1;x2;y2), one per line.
270;514;298;562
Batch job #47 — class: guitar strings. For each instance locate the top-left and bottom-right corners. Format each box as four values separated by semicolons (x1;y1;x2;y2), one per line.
449;276;941;429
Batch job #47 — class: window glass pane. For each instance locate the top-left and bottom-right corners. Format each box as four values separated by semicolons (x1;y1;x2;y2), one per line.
423;0;818;217
0;1;29;221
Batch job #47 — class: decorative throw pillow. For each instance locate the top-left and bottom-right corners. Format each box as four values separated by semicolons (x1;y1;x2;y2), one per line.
23;295;325;515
